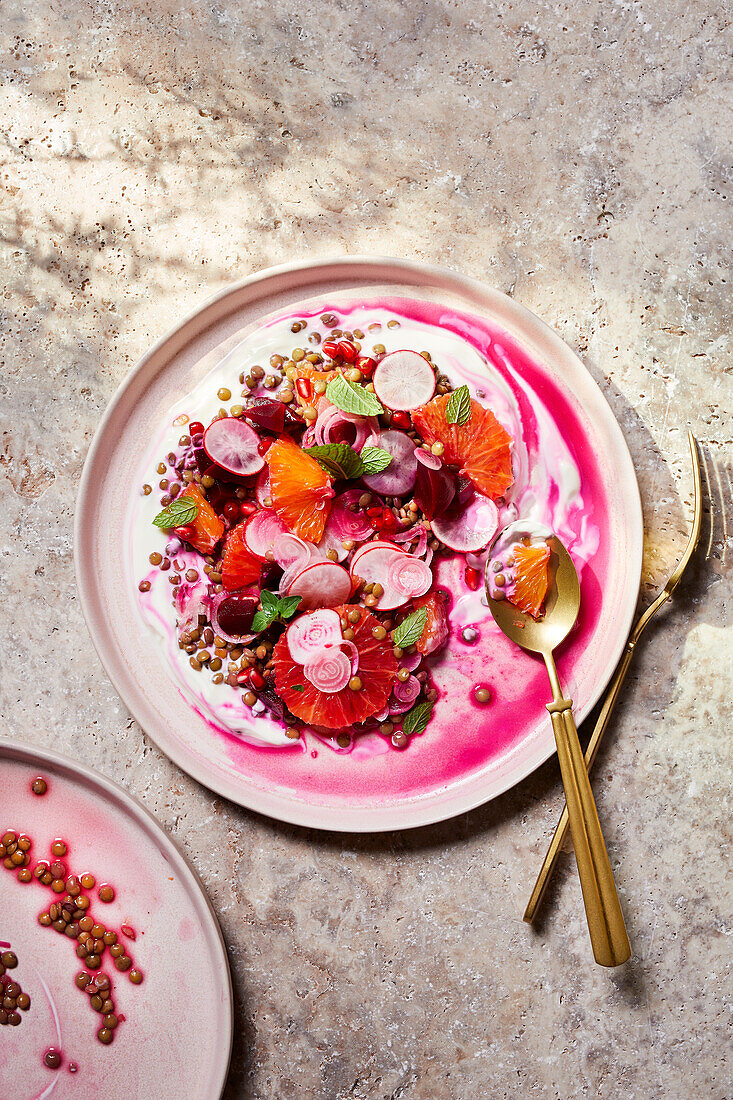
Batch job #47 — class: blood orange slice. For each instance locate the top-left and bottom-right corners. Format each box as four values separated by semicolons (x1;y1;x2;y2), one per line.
272;606;398;729
412;393;514;500
412;589;450;655
221;522;262;590
265;436;334;542
177;484;225;555
509;542;551;620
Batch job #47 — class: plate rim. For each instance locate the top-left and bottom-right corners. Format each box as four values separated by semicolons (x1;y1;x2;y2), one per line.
75;255;643;832
0;736;234;1095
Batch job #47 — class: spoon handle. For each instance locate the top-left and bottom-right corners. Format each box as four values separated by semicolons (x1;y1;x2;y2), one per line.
545;671;631;967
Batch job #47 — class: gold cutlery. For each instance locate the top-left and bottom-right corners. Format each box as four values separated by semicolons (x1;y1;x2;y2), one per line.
524;430;703;925
486;535;631;967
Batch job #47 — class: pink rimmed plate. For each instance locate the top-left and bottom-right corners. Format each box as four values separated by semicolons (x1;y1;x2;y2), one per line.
0;739;232;1097
75;257;642;832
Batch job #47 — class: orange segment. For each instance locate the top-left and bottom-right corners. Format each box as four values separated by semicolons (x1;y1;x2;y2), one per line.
293;366;335;407
509;542;551;619
265;435;334;542
178;483;225;554
221;521;262;590
412;393;514;500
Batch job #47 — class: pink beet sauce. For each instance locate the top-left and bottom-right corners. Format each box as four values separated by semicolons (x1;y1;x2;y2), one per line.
132;295;615;808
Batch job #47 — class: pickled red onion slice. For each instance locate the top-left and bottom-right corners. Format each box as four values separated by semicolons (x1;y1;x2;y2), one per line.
392;674;421;705
387;555;432;599
286;609;343;664
303;647;352;693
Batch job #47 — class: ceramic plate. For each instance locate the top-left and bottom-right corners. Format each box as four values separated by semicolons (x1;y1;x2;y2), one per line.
75;257;642;831
0;740;232;1097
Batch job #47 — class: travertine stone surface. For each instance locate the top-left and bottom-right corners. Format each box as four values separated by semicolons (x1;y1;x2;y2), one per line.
1;3;731;1097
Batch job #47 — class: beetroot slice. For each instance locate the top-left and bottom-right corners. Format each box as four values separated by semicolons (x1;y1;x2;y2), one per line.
246;398;285;434
203;417;265;477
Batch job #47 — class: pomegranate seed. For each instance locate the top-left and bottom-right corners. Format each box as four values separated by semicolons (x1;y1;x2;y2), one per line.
465;566;481;591
249;669;265;689
240;501;257;516
321;340;339;359
176;525;194;541
337;340;357;362
236;669;251;686
391;410;411;430
188;421;204;437
356;355;376;377
295;378;312;402
224;501;240;522
257;438;274;456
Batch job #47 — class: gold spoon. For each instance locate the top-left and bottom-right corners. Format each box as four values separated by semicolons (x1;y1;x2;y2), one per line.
485;534;631;967
524;430;703;924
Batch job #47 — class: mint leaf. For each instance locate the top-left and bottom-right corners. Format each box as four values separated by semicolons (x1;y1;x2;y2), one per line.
445;384;471;426
279;595;302;620
326;374;384;417
260;589;280;612
402;699;434;736
304;443;364;480
251;610;272;633
360;446;392;475
392;606;428;649
152;496;199;529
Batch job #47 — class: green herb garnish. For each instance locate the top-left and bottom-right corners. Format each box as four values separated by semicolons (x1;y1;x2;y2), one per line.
326;374;385;417
401;699;434;736
152;496;199;529
360;445;392;475
304;443;365;480
445;384;471;426
392;606;428;649
251;590;302;634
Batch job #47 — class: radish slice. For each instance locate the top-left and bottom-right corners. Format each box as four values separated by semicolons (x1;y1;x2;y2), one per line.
175;580;208;635
362;431;418;496
303;647;352;693
350;539;406;572
415;449;441;471
372;350;436;410
349;544;414;610
255;468;271;507
244;509;288;559
286;560;353;610
273;533;312;572
286;609;343;664
392;674;421;705
387;555;432;599
203;417;265;477
431;496;499;553
399;651;423;673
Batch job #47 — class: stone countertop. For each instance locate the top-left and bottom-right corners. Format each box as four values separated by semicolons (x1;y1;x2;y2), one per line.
1;2;731;1097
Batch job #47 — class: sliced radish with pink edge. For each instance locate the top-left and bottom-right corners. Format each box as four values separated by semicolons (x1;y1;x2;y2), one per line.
255;468;271;507
431;496;499;553
349;544;414;610
273;533;312;572
202;417;265;477
387;554;432;599
286;560;353;610
303;647;352;693
372;350;436;411
350;539;406;572
286;609;343;664
362;430;418;496
243;508;288;560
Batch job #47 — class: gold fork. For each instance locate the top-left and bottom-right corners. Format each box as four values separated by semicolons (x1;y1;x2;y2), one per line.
524;430;703;924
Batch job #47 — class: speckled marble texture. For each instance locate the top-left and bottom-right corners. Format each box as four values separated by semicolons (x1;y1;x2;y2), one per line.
1;2;731;1097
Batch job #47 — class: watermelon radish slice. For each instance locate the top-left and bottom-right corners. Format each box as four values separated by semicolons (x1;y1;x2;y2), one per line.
244;509;288;560
203;417;265;477
362;431;418;496
431;496;499;552
255;468;271;507
372;350;436;410
286;560;353;610
349;543;415;610
286;609;343;664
